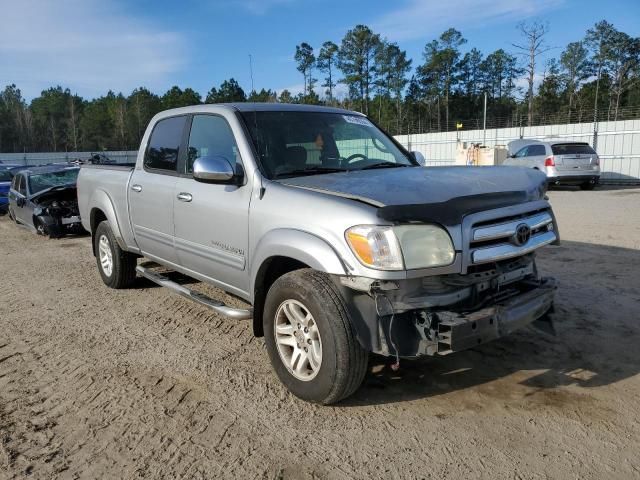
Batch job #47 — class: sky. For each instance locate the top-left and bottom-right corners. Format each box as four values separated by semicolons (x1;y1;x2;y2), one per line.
1;0;639;101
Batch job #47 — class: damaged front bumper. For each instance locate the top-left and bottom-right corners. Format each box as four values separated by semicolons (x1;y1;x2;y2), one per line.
415;278;555;356
335;256;556;358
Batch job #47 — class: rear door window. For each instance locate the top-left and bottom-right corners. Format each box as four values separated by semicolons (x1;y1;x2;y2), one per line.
514;147;529;158
551;143;596;155
144;116;188;172
526;145;546;156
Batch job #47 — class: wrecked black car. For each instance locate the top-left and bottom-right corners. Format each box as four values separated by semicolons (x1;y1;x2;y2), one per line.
8;165;85;238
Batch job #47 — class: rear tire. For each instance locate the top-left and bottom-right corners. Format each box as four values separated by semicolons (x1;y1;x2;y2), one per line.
94;220;137;289
580;182;596;190
263;268;368;405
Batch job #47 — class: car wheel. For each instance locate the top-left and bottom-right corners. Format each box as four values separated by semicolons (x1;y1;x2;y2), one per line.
94;220;137;289
34;218;48;236
263;268;368;405
580;182;596;190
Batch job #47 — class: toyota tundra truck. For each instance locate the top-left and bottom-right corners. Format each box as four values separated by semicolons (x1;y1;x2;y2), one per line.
77;103;559;404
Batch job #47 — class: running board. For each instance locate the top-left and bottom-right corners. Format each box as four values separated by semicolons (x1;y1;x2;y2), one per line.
136;265;253;320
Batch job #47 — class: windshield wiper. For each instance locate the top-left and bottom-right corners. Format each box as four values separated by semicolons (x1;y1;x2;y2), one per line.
275;166;347;178
359;162;411;170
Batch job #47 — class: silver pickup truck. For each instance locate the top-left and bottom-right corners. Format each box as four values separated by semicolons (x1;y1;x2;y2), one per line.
78;103;559;404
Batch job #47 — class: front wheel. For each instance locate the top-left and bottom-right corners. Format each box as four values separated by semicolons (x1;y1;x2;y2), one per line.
94;221;137;289
263;269;368;404
34;218;49;236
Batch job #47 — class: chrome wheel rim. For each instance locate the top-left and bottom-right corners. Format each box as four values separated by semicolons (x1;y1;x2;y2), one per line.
98;234;113;277
274;299;322;381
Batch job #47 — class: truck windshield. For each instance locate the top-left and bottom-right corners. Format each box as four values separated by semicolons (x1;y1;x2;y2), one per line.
28;169;79;195
240;111;415;179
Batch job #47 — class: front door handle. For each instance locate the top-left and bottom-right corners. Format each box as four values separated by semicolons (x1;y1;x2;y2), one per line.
177;192;193;202
131;184;142;193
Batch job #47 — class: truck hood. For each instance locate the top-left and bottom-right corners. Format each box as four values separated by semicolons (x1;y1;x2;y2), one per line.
278;166;548;225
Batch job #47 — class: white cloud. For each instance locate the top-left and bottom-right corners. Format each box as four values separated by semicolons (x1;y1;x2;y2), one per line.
372;0;564;42
0;0;186;99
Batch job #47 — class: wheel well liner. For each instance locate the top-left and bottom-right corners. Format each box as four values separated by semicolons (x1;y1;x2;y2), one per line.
90;208;108;256
252;256;308;337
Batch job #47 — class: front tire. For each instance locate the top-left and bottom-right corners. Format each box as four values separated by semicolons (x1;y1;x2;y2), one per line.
263;269;368;404
34;218;49;236
94;221;137;289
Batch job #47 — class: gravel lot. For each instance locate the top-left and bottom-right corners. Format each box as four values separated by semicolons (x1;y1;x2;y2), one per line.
1;187;639;479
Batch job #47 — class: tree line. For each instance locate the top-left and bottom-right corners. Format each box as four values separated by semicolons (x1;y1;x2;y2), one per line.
1;20;639;153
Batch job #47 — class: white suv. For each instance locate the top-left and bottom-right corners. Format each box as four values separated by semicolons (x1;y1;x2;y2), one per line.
504;139;600;190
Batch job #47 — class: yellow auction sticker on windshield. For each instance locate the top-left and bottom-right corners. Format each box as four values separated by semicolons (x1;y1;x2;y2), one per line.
343;115;372;127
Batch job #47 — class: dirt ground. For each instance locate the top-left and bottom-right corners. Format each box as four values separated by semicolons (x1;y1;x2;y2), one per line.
1;187;639;480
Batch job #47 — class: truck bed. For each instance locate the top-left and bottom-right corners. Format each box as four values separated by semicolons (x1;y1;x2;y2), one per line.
76;164;136;247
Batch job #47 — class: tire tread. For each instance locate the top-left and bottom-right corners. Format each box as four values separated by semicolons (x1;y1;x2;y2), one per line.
94;221;137;289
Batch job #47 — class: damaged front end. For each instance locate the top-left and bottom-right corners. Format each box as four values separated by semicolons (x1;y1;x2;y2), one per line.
336;254;556;358
335;198;560;359
33;188;84;238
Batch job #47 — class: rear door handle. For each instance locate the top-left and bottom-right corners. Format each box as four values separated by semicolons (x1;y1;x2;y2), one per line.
131;184;142;193
177;192;193;202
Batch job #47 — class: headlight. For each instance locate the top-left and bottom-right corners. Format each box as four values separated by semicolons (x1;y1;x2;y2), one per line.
345;225;455;271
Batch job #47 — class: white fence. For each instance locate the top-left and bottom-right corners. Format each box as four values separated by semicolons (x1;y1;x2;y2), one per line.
0;151;137;166
395;119;640;183
2;119;639;183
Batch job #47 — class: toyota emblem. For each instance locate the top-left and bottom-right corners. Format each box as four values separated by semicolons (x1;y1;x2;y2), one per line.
513;223;531;246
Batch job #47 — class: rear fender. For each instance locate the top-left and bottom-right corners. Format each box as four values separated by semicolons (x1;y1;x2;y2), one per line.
89;189;129;251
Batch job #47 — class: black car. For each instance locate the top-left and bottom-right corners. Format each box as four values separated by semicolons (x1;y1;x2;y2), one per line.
8;165;85;238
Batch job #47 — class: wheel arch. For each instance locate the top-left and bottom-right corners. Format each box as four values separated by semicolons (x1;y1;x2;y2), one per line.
88;190;127;255
249;229;350;337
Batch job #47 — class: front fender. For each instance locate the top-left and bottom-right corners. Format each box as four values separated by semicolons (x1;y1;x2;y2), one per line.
249;228;349;300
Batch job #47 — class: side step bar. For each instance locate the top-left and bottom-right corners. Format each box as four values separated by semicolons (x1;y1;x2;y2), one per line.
136;265;253;320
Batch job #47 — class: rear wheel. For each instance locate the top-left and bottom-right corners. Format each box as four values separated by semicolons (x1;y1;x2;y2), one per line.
94;221;137;289
263;269;368;404
580;181;596;190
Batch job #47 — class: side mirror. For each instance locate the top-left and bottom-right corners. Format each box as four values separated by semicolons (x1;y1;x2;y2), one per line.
17;197;25;207
193;155;238;184
411;151;426;166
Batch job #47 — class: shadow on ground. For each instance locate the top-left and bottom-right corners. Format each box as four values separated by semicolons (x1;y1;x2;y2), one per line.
343;240;640;406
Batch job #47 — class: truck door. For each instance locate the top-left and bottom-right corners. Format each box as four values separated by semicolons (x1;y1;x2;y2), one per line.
173;114;251;296
128;115;188;265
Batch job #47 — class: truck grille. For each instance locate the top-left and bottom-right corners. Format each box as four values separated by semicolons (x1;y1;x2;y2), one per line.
469;209;557;265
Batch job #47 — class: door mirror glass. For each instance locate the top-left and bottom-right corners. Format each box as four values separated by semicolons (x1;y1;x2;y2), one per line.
411;151;426;166
193;155;236;183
